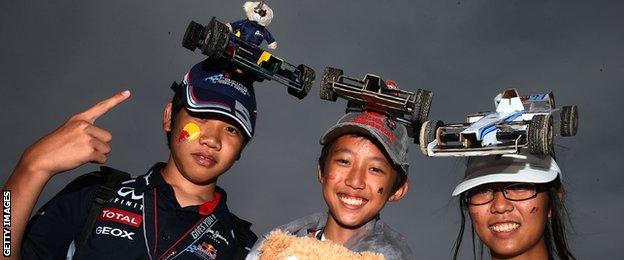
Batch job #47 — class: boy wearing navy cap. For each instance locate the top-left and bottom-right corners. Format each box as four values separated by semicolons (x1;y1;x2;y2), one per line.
4;59;259;259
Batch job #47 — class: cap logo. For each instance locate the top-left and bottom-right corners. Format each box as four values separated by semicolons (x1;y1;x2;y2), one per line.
385;80;398;89
353;111;396;141
203;74;250;97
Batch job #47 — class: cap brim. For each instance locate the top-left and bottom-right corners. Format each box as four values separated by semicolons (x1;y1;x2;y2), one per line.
183;84;253;138
451;164;558;196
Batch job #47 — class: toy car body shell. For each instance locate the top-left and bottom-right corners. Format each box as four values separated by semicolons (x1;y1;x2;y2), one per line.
425;88;573;157
225;34;304;87
334;74;417;115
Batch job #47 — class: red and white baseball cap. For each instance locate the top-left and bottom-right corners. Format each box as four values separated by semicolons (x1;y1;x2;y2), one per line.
320;110;410;176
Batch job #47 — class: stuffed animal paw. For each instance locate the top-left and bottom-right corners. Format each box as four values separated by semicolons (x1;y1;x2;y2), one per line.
259;230;384;260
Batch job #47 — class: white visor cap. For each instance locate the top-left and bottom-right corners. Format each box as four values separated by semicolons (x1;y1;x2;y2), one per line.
452;152;561;196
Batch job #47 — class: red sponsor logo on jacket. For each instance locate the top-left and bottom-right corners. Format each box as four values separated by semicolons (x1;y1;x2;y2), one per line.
99;208;143;228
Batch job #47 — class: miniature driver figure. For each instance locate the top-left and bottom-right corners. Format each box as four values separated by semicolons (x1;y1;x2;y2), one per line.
247;110;415;259
227;1;277;49
4;59;259;259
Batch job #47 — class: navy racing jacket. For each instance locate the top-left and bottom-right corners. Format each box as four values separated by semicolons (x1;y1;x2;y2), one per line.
22;163;257;259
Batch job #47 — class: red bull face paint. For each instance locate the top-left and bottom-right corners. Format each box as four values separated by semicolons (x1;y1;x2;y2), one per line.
178;123;201;142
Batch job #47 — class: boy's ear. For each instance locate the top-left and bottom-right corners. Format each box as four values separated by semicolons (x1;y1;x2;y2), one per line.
163;102;173;132
388;179;410;202
317;165;324;184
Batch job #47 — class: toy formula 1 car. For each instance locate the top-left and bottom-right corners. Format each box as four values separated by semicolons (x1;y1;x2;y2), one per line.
182;17;315;99
320;67;433;142
420;88;578;156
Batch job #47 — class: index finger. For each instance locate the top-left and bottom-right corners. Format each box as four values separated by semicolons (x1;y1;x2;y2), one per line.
80;90;131;123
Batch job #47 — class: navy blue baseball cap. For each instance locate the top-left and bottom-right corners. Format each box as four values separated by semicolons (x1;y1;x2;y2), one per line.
172;60;257;138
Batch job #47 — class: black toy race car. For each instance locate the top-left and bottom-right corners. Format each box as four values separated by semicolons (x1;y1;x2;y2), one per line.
182;17;315;100
320;67;433;143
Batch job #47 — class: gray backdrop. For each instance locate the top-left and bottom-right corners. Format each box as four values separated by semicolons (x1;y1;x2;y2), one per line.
1;0;622;258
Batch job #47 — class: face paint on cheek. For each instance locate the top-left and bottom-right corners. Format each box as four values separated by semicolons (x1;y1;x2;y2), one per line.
178;123;201;142
377;187;384;194
468;207;484;218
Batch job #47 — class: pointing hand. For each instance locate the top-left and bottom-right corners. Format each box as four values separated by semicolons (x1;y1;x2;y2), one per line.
19;90;131;177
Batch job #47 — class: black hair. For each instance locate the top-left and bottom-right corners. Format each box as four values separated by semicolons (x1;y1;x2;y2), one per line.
317;133;407;193
451;177;576;260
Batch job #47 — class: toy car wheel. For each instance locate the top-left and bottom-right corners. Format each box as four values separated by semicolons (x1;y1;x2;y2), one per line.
560;105;578;136
200;17;229;58
411;89;433;127
182;21;204;51
528;114;554;155
419;120;443;155
320;67;342;101
288;64;315;100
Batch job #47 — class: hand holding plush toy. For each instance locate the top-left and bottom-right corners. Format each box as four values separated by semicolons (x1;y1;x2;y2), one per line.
227;1;277;49
259;230;384;260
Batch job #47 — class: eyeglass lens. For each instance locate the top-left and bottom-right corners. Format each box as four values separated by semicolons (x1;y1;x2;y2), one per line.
466;183;538;205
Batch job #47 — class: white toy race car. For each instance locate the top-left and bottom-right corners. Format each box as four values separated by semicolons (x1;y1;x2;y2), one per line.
420;88;578;156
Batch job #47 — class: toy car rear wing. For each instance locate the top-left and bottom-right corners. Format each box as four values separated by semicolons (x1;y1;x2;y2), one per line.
334;74;418;116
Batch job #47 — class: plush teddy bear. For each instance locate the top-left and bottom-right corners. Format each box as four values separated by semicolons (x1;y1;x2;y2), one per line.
258;230;385;260
227;1;277;49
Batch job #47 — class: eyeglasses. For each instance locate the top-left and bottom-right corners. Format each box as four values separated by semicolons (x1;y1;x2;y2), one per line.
463;183;546;206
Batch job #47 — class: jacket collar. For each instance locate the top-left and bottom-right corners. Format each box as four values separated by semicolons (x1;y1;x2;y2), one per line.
135;162;229;214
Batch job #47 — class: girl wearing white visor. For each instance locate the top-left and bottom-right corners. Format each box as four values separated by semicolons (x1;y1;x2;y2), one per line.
451;152;575;260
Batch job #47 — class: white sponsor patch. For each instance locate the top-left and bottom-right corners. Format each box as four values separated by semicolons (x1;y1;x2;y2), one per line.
117;187;143;200
190;215;229;245
143;170;153;186
95;226;135;240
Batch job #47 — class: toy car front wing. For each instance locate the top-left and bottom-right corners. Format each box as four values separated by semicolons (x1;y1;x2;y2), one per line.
425;120;529;156
425;138;524;157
